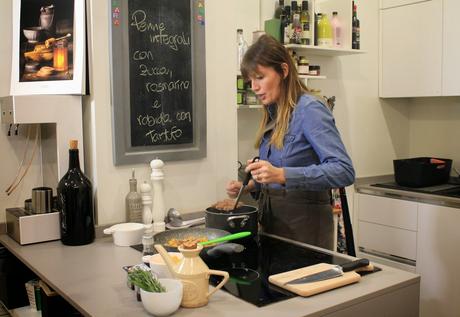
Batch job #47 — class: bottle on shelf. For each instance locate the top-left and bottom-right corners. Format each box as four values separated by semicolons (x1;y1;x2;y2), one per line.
125;169;142;223
282;5;292;44
317;13;332;47
290;1;301;44
352;2;360;49
274;0;285;19
331;11;342;48
237;29;248;71
300;1;311;45
314;13;322;46
57;140;95;246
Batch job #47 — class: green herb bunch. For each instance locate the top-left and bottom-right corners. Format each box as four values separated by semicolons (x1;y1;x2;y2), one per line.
128;268;166;293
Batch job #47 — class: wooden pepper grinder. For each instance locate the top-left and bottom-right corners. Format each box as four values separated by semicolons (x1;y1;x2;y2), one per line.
140;181;153;225
150;159;166;233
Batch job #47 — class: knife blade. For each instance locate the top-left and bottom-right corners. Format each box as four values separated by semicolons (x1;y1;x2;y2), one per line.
285;258;370;285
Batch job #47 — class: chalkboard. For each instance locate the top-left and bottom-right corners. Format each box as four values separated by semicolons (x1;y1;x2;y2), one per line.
110;0;206;165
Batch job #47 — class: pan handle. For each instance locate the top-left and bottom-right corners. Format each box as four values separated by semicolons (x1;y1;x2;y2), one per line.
227;215;250;228
206;270;229;299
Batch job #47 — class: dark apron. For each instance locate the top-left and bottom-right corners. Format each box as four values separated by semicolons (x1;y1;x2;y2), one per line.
258;188;334;250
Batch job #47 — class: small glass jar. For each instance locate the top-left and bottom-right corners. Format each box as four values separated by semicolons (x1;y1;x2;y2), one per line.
298;56;309;75
142;234;154;256
309;65;321;76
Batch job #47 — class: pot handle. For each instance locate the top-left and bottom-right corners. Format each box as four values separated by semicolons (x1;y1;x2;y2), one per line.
103;226;114;235
227;215;250;228
206;269;229;299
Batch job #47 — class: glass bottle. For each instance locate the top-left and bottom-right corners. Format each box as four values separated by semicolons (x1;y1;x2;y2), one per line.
317;14;333;47
290;1;301;44
352;3;360;49
57;140;95;246
274;0;284;19
300;1;311;45
331;11;342;48
237;29;248;71
142;234;154;256
282;5;292;45
125;169;143;223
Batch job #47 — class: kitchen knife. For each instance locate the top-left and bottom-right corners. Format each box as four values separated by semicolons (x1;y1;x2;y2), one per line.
285;258;370;285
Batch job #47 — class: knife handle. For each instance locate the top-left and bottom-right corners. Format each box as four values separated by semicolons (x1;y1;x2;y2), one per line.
341;258;370;272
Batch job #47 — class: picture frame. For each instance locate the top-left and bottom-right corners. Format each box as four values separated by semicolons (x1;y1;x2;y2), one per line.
10;0;86;95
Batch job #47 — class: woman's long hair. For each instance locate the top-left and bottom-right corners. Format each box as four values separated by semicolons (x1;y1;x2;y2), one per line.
241;35;308;149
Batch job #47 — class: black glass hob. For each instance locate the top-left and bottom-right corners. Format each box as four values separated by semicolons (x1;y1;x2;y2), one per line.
132;234;378;307
201;234;377;307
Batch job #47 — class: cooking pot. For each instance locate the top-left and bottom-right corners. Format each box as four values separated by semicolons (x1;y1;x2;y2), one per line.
205;205;258;237
103;223;150;246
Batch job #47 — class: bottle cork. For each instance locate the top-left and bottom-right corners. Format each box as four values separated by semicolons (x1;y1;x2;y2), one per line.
69;140;78;150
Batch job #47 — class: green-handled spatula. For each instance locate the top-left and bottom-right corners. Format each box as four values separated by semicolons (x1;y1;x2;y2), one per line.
198;231;251;246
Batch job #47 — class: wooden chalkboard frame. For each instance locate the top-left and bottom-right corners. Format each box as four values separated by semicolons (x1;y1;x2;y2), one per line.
109;0;206;165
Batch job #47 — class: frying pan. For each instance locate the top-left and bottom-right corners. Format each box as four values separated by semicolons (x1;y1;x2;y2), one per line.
153;227;230;251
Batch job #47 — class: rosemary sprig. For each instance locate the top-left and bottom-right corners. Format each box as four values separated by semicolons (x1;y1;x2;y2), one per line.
128;268;166;293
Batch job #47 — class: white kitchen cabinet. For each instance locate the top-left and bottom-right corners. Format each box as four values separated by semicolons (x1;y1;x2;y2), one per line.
356;192;460;316
416;203;460;317
442;0;460;96
379;0;443;97
355;193;418;262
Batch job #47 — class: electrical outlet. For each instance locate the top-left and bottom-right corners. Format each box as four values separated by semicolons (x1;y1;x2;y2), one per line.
0;97;14;124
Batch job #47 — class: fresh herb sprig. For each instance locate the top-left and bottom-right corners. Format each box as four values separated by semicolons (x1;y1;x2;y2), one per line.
128;268;166;293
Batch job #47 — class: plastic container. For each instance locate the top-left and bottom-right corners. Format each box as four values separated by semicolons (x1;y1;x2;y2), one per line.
393;157;452;187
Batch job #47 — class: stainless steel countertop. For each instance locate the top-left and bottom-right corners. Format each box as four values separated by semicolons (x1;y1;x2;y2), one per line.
355;175;460;208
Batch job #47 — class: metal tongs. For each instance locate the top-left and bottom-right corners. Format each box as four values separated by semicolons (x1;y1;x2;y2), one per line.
233;156;260;211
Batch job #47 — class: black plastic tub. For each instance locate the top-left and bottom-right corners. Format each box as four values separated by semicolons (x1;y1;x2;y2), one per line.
393;157;452;187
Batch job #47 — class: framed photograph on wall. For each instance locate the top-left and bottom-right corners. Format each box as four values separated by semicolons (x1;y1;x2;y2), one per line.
10;0;86;95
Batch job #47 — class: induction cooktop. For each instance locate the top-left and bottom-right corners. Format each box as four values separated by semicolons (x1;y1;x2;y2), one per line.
201;234;378;307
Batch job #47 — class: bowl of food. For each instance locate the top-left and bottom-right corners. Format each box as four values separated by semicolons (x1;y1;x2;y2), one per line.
140;278;183;316
153;227;230;251
23;27;43;43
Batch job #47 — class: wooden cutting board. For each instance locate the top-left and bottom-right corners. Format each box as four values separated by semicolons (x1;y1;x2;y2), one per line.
269;263;361;297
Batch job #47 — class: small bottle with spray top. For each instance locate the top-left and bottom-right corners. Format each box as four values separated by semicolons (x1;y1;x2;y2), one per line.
125;169;143;223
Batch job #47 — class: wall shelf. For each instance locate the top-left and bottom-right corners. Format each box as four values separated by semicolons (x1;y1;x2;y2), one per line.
237;104;263;109
299;74;327;80
285;44;366;57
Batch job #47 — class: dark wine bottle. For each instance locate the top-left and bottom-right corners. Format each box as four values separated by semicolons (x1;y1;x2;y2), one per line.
352;3;360;49
57;140;95;246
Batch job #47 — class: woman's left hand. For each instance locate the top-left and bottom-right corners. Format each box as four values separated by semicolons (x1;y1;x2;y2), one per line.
246;159;286;185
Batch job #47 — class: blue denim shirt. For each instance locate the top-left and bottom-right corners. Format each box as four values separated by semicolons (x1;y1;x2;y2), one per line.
259;94;355;191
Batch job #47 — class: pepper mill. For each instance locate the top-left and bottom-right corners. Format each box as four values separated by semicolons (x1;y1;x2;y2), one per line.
140;181;153;225
150;159;166;233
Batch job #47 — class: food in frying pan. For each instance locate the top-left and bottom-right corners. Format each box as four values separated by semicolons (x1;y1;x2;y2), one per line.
211;199;243;211
166;236;208;248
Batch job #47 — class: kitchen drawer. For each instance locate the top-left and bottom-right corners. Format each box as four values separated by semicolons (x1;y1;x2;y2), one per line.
357;194;418;230
358;221;417;261
380;0;431;9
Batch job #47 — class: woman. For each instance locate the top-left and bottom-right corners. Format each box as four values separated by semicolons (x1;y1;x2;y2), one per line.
226;35;355;250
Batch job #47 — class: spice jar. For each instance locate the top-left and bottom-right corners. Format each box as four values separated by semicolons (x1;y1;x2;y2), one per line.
309;65;321;76
298;56;309;75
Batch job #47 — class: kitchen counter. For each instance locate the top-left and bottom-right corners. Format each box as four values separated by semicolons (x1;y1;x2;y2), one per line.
0;234;420;317
355;175;460;208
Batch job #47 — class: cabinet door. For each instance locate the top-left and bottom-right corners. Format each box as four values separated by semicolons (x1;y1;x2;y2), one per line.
379;0;442;97
417;203;460;317
442;0;460;96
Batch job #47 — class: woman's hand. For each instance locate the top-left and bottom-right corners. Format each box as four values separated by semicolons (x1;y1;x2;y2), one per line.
226;180;243;198
226;179;256;198
246;159;286;185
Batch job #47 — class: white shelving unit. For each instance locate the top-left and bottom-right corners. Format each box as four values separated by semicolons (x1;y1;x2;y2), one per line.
286;44;365;57
299;74;327;80
237;104;263;109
